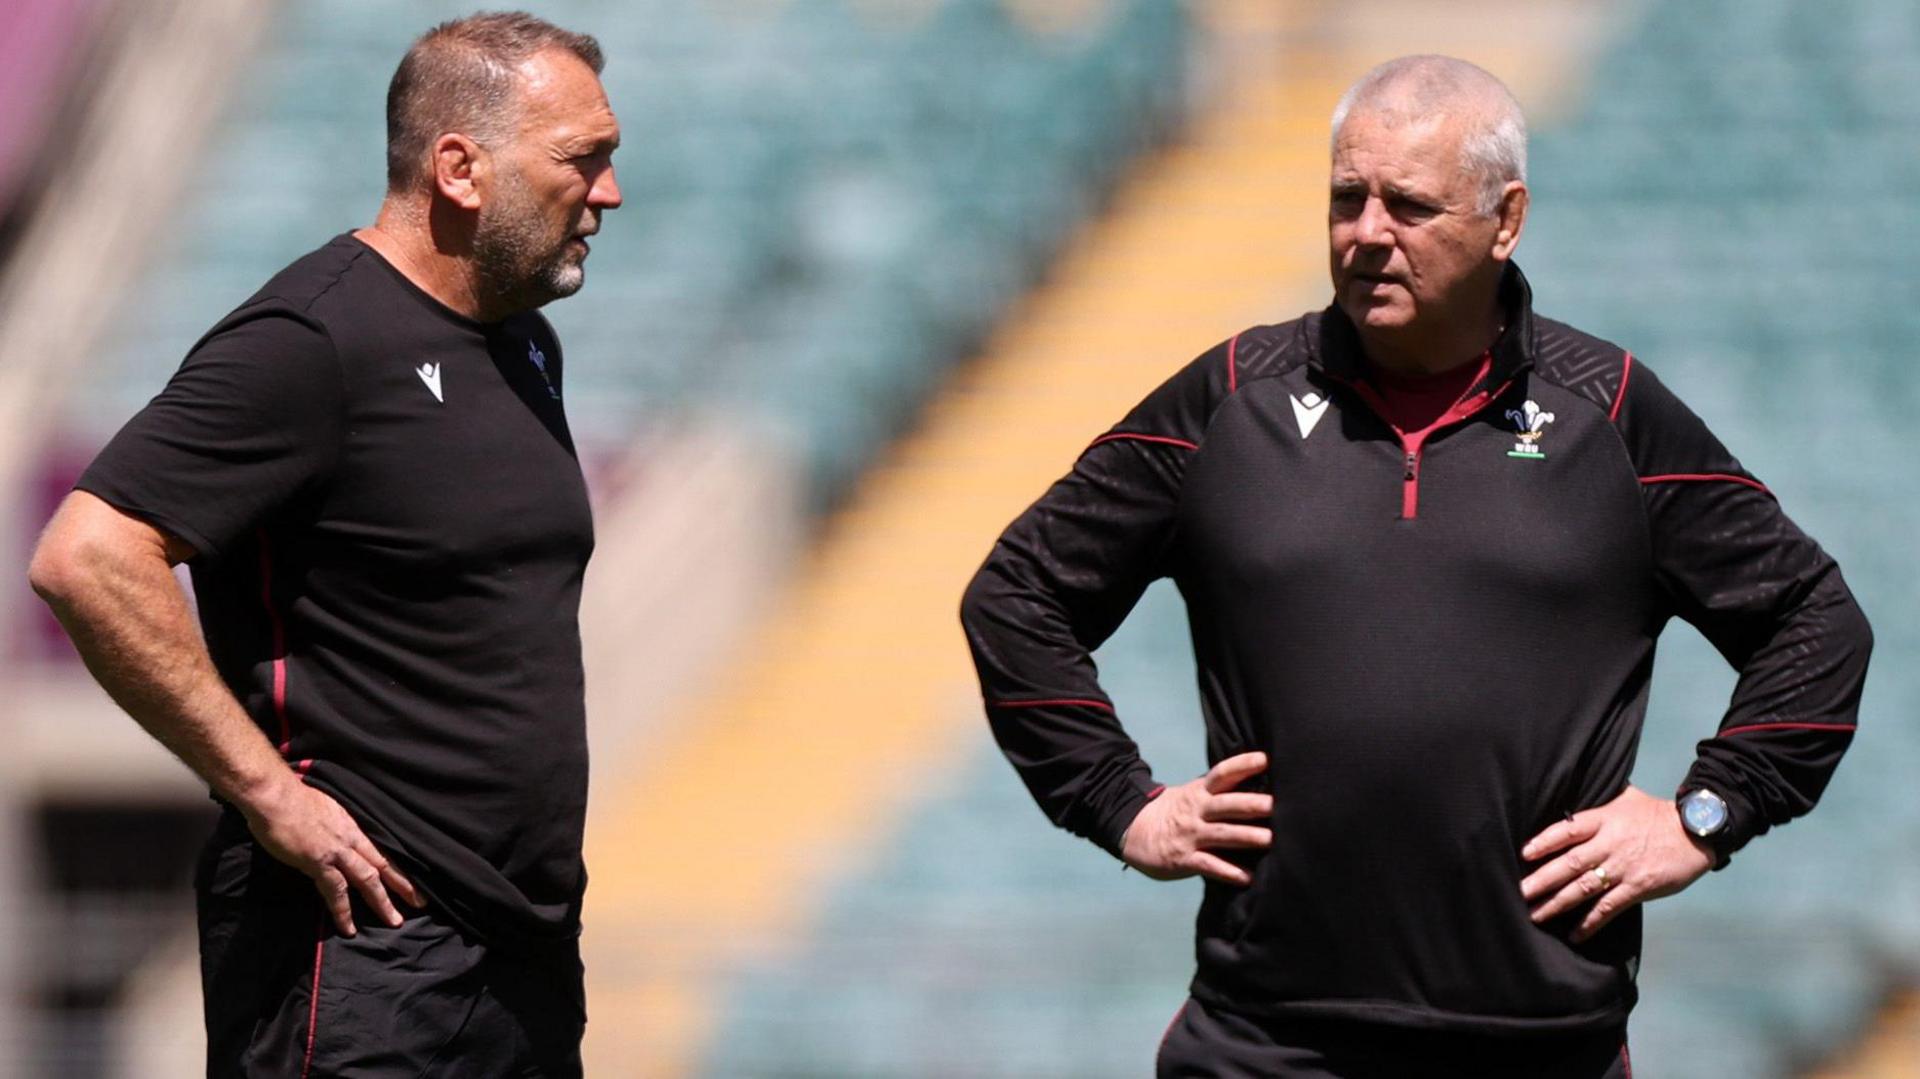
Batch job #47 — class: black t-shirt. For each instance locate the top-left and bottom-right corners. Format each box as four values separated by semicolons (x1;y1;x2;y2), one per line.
80;233;595;953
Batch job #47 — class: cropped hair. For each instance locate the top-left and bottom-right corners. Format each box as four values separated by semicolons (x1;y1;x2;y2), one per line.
385;11;603;191
1330;55;1527;215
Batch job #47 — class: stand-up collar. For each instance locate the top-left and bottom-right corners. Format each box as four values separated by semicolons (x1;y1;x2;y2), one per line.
1311;262;1537;387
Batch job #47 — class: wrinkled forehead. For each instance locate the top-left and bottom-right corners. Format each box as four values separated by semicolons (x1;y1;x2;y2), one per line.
507;48;618;141
1330;108;1469;178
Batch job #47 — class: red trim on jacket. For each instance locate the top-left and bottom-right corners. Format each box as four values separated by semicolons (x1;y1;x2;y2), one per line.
1088;433;1200;452
990;697;1115;712
1719;721;1857;737
1608;352;1633;423
1640;472;1770;494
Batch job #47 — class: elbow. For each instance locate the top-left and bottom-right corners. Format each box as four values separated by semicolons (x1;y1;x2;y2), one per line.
958;567;989;632
28;529;87;609
1827;569;1875;666
1847;598;1874;668
959;558;1011;640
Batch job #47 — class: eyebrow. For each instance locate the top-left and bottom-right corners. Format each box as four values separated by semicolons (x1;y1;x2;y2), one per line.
1329;179;1440;206
560;131;620;155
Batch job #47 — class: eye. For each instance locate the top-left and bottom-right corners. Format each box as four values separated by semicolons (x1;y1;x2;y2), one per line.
1386;196;1438;223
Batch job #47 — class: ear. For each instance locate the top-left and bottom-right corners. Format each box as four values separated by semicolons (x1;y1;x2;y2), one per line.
430;133;488;211
1490;180;1529;261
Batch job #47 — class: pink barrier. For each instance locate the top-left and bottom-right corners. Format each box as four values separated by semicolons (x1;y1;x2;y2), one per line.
0;0;97;216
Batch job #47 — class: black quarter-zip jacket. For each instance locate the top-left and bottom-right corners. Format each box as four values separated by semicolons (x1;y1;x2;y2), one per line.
959;266;1872;1034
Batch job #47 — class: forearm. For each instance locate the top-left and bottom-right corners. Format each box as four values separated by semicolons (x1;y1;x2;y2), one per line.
31;515;294;812
1682;564;1871;852
962;547;1159;855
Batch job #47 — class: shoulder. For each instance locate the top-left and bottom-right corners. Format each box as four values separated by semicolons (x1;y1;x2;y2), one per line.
1224;316;1314;393
1094;315;1314;455
1120;316;1312;440
234;234;374;321
1526;315;1635;419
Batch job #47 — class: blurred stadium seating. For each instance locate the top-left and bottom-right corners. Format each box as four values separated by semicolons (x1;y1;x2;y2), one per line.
1;0;1914;1076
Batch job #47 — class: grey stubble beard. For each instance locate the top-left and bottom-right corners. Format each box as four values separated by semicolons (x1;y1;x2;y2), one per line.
472;165;587;315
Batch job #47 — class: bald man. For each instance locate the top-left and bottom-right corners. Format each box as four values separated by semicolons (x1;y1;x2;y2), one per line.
31;12;619;1076
961;55;1869;1077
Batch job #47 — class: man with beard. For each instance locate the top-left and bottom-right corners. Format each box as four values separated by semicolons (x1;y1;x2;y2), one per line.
29;12;620;1075
961;56;1870;1076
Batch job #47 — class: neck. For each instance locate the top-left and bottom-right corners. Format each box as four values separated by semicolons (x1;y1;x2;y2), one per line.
357;196;499;322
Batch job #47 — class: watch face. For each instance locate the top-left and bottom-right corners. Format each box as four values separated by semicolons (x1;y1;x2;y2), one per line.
1682;791;1728;836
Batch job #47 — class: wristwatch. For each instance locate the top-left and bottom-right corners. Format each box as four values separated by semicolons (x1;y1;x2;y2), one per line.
1681;779;1743;856
1678;788;1730;840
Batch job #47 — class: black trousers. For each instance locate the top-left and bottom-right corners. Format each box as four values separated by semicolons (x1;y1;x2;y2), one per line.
1158;996;1632;1079
195;810;585;1078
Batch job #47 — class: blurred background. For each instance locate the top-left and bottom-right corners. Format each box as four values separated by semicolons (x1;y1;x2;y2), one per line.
0;0;1914;1074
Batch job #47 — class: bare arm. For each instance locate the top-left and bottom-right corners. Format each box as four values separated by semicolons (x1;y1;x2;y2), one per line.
28;490;419;934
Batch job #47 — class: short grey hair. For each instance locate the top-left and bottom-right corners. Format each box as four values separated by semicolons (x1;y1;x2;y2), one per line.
1330;55;1527;215
385;11;604;192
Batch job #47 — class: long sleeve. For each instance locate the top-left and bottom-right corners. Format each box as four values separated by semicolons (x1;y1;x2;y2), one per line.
959;341;1229;857
1616;359;1873;860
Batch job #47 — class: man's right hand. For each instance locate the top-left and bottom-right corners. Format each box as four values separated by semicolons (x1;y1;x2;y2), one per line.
240;776;423;936
1121;752;1273;885
30;494;423;937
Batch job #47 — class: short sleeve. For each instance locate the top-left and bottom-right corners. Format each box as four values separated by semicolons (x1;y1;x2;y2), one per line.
77;310;345;558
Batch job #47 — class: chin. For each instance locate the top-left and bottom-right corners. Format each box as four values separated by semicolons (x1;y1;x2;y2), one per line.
1359;305;1415;330
541;263;586;300
1340;292;1413;332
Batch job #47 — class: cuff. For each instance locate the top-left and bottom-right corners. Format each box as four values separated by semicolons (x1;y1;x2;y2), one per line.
1675;765;1762;869
1090;769;1163;860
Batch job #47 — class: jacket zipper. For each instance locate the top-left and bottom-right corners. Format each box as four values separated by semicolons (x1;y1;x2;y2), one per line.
1335;376;1515;521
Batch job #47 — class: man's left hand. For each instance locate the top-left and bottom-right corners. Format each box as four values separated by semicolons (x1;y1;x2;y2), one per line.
1519;785;1714;942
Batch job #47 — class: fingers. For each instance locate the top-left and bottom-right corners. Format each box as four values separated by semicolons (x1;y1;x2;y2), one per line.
1573;884;1634;943
1201;792;1273;822
1187;851;1253;887
316;869;357;937
1203;752;1269;794
344;848;404;929
1519;842;1595;903
1521;812;1598;862
1199;823;1272;850
381;862;424;910
1526;857;1617;925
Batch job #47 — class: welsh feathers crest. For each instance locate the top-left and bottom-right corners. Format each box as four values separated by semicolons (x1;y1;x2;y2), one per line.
528;340;560;400
1504;400;1555;459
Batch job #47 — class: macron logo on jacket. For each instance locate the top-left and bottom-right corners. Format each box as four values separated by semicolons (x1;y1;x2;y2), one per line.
416;362;443;402
1291;392;1329;438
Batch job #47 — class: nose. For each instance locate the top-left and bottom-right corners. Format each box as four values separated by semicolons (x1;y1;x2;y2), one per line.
1353;195;1392;248
590;164;622;211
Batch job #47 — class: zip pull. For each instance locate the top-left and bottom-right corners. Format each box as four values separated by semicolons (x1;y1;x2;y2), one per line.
1401;449;1421;519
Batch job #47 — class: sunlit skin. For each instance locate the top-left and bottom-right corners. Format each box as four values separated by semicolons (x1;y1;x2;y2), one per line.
1327;106;1526;375
357;46;623;322
475;47;624;309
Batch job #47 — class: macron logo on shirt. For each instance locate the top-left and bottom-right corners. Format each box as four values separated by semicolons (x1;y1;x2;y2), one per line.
1290;392;1329;439
416;362;443;403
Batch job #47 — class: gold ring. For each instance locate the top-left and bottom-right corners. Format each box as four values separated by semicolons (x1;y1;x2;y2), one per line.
1592;866;1612;888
